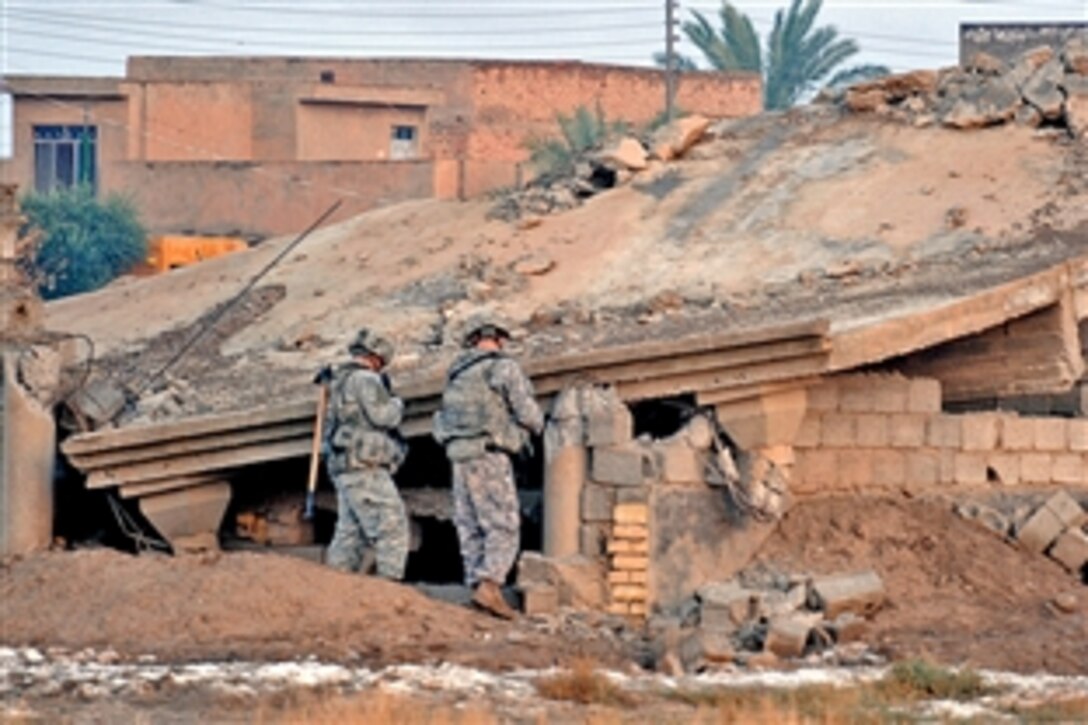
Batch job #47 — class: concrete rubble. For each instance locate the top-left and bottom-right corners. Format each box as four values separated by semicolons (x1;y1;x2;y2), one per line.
653;568;887;673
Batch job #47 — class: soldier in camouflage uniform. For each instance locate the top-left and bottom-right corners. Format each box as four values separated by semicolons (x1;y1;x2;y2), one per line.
433;315;544;619
323;329;410;580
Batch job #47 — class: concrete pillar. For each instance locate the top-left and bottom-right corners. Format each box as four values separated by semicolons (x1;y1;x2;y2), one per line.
0;352;56;555
542;388;586;558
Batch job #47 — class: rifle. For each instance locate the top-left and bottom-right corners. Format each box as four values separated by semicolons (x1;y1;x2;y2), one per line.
305;365;334;521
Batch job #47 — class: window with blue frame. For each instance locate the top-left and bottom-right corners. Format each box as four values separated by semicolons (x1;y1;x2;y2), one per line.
33;125;98;194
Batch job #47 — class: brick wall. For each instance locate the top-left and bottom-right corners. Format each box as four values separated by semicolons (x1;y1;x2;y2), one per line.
794;374;1088;495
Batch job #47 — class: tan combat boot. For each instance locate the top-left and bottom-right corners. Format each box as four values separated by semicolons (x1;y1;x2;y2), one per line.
472;579;517;620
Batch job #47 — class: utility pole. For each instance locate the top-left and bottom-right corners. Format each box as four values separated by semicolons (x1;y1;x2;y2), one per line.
665;0;680;122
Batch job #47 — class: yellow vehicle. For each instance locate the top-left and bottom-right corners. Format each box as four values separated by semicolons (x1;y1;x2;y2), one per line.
143;235;249;273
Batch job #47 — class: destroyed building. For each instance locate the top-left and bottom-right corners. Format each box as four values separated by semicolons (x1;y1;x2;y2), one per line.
2;40;1087;669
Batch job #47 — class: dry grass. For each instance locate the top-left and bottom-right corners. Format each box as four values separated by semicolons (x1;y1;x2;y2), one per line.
535;658;636;708
253;690;498;725
875;659;990;702
1002;695;1088;723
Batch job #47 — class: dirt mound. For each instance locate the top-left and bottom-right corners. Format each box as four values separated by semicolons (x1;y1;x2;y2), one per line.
0;550;621;669
754;495;1088;675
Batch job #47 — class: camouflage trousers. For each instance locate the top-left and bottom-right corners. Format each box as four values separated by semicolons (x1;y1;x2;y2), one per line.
328;467;409;581
452;451;520;588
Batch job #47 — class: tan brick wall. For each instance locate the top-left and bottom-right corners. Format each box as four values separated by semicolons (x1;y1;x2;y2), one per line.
793;374;1088;495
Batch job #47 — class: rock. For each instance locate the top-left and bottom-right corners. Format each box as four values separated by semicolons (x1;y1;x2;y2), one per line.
807;571;886;618
513;252;555;276
1007;46;1057;90
698;581;760;630
1067;90;1088;139
679;628;737;671
1053;593;1079;614
764;615;815;659
684;415;715;451
945;206;969;230
650;115;710;161
520;584;560;616
941;77;1020;129
744;651;779;669
845;88;887;114
851;70;938;103
1014;103;1043;128
516;553;605;607
1023;58;1067;120
1064;34;1088;75
1048;528;1088;575
829;612;868;643
967;51;1005;76
598;136;648;171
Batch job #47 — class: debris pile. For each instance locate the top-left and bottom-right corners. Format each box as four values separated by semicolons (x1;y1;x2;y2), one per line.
959;490;1088;581
841;36;1088;136
488;115;710;222
658;569;887;673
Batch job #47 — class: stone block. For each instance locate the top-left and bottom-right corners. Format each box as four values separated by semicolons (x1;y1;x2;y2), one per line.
938;449;958;485
807;381;839;412
611;584;648;602
906;451;940;487
580;483;615;523
613;524;648;540
839;383;877;413
612;555;649;571
889;415;926;448
698;581;759;629
872;450;906;487
613;503;648;525
521;585;560;616
829;612;868;644
1049;529;1088;574
517;553;606;608
927;415;962;449
1069;419;1088;452
855;414;889;448
821;413;855;447
593;447;646;486
837;450;873;490
795;416;820;449
961;414;1000;451
517;552;553;586
616;486;650;505
1001;416;1035;450
1034;418;1068;451
954;453;988;485
1016;505;1064;554
1020;453;1053;484
985;453;1020;486
678;628;736;671
586;400;633;448
907;378;942;413
871;378;910;414
660;442;706;483
808;571;886;618
1052;455;1083;486
579;523;608;557
764;616;814;659
1043;490;1087;529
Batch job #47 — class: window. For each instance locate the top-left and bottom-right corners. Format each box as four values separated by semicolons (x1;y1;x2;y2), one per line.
34;125;97;194
390;125;418;160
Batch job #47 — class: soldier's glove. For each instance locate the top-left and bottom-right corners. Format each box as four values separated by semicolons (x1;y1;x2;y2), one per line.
313;365;334;385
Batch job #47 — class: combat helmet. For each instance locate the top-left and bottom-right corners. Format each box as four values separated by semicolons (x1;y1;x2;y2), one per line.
461;312;512;348
347;328;395;363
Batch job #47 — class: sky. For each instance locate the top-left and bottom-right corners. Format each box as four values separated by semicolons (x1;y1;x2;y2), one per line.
1;0;1086;156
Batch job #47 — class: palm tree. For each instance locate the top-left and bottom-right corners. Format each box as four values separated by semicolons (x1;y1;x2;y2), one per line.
672;0;889;110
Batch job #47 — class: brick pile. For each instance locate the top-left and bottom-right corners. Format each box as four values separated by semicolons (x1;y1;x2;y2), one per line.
795;374;1088;493
606;503;649;617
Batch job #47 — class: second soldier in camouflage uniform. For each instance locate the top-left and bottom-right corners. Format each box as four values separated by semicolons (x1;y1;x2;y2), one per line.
433;315;544;619
323;329;410;580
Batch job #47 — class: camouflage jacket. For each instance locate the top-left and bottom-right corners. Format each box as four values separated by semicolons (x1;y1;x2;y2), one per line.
324;362;407;474
432;350;544;461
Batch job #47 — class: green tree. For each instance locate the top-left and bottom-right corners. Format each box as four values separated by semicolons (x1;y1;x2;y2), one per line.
526;103;629;181
674;0;889;110
22;185;147;300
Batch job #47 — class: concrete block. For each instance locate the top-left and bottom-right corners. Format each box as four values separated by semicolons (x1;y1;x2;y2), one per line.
807;381;839;412
821;413;855;447
1016;505;1065;554
613;503;648;525
793;450;838;493
938;450;958;485
837;450;873;490
795;416;820;449
1052;455;1083;486
907;378;942;413
808;571;886;618
906;451;940;487
1043;490;1087;529
586;401;633;447
927;415;962;449
660;442;705;483
954;453;988;485
611;585;648;602
613;524;648;539
872;450;906;487
579;523;608;557
592;447;646;486
1069;419;1088;452
1049;529;1088;574
1001;416;1035;450
521;585;560;616
985;452;1020;486
764;616;814;659
839;382;876;413
612;555;649;571
580;483;615;523
871;378;910;414
1034;418;1068;451
855;414;889;448
889;415;926;448
1020;453;1053;484
961;414;1000;451
829;612;868;644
